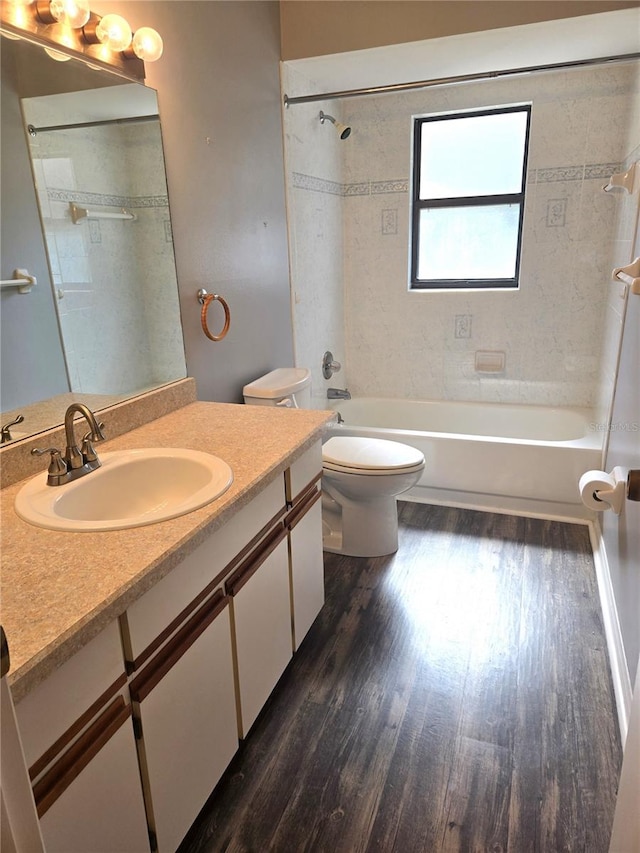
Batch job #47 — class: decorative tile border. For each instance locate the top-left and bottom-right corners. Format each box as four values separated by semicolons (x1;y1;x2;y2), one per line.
47;188;169;209
343;182;370;197
292;162;624;198
530;163;622;184
583;163;622;181
292;172;342;195
371;179;409;194
535;166;584;183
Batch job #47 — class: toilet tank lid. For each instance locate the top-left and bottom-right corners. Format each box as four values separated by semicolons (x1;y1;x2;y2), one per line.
243;367;311;399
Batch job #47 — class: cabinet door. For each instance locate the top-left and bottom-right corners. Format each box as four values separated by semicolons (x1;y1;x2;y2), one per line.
227;531;292;737
289;490;324;650
130;593;238;853
36;698;150;853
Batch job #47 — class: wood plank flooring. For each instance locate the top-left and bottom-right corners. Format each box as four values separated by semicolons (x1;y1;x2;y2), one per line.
179;503;622;853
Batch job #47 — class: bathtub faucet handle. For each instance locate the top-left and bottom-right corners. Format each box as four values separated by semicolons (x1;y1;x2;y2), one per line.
322;351;341;379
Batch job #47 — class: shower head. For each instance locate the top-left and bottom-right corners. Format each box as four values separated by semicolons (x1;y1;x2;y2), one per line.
319;110;351;140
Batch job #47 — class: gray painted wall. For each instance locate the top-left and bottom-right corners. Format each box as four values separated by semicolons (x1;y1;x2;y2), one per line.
105;0;294;403
1;49;69;411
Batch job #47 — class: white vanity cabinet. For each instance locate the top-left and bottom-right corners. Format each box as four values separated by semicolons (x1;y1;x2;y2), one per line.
8;442;326;853
285;442;325;650
13;622;150;853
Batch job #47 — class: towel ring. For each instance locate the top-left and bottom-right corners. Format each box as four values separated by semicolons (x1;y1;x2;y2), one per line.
198;289;230;341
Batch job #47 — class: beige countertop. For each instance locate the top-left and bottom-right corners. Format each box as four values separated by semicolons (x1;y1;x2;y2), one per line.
1;401;333;703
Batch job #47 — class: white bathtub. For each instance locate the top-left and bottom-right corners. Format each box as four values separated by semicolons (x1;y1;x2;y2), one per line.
326;398;603;517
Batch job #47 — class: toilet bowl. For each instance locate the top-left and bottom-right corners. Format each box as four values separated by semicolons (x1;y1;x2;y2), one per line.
321;436;425;557
242;368;425;558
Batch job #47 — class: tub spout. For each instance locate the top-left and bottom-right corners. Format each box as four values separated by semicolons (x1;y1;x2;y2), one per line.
327;388;351;400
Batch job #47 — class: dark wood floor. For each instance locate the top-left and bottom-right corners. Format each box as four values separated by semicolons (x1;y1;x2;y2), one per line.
179;503;622;853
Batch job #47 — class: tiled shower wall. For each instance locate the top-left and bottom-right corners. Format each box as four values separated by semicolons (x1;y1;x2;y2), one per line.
596;88;640;429
25;118;183;396
284;60;639;411
282;65;347;406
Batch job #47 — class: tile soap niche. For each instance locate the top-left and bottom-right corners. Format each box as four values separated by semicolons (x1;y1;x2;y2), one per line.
475;351;506;374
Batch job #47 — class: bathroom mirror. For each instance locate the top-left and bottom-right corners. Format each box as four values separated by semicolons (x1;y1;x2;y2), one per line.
0;33;186;444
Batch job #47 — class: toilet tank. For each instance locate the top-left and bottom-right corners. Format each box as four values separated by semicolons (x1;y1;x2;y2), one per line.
242;368;311;408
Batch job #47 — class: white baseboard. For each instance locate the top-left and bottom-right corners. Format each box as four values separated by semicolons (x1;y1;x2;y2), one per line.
588;521;632;743
404;485;591;523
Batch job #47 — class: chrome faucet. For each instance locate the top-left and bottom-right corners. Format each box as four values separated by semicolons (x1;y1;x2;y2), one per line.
32;404;105;486
327;388;351;400
1;414;24;444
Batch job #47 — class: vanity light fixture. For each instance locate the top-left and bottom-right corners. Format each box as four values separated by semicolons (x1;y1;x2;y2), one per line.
1;0;163;81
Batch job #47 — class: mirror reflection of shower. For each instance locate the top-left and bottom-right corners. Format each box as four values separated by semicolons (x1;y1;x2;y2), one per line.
319;110;351;140
22;84;185;397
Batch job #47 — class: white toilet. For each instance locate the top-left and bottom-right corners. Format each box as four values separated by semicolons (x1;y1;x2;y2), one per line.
242;368;425;558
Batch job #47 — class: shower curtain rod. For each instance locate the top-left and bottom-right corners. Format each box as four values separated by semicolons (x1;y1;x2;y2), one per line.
283;52;640;107
27;114;159;136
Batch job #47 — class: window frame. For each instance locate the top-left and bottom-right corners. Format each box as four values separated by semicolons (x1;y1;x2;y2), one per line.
410;104;532;291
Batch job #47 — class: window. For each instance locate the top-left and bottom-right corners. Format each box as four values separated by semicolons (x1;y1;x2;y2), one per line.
410;105;531;290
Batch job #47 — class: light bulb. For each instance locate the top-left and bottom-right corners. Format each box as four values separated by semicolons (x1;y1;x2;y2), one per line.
49;0;90;28
94;14;131;51
3;0;34;28
130;27;163;62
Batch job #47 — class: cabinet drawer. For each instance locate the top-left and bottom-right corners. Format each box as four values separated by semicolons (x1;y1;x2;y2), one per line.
125;475;286;664
14;621;126;773
285;442;322;505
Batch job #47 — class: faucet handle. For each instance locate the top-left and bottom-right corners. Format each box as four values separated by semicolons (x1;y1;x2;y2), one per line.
322;351;342;379
31;447;68;482
86;421;106;442
81;426;104;464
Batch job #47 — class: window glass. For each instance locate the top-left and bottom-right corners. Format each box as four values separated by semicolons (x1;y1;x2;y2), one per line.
411;105;531;289
419;111;529;199
417;205;520;281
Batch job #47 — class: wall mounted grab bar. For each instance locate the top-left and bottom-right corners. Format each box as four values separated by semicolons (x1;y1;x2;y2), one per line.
603;162;638;194
0;269;37;294
70;202;136;224
612;257;640;294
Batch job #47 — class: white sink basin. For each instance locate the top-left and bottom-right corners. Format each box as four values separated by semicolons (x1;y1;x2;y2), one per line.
15;448;233;532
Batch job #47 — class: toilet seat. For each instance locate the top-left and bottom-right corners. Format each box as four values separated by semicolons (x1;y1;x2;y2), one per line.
322;436;425;476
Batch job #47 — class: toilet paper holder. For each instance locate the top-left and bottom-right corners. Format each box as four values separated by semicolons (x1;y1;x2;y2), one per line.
587;468;640;514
